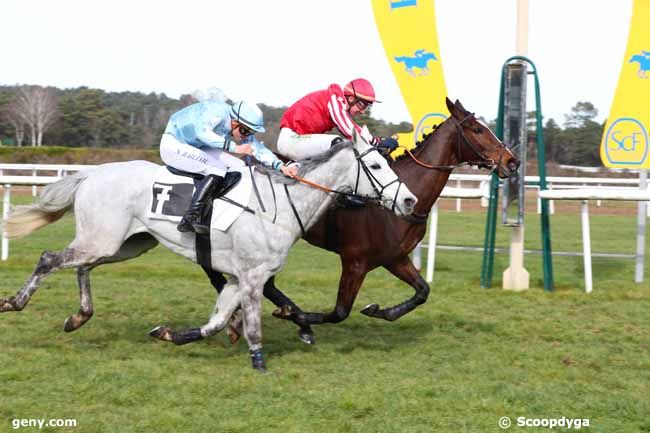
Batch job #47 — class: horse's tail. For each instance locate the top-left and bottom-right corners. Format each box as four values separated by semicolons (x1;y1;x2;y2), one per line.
3;171;90;240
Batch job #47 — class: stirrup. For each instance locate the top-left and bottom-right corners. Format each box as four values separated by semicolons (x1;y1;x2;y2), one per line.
177;217;196;233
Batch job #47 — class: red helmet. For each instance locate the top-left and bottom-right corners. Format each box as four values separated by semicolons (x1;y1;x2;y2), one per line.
343;78;380;103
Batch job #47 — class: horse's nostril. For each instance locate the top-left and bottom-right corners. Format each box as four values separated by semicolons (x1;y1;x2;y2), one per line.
404;197;416;208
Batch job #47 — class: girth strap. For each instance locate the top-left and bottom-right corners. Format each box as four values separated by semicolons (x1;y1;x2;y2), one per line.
284;184;305;237
266;172;278;224
249;165;266;213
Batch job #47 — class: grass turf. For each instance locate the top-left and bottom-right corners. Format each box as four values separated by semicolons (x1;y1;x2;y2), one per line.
0;201;649;432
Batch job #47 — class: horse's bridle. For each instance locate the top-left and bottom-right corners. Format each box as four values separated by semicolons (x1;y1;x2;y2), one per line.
286;145;407;235
406;113;510;175
352;147;404;212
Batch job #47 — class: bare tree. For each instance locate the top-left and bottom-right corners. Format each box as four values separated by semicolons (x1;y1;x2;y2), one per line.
2;101;27;146
11;86;59;146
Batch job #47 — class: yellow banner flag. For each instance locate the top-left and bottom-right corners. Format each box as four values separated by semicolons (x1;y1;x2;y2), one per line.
371;0;448;157
600;0;650;168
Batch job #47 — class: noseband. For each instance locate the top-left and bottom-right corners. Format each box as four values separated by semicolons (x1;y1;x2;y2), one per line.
451;114;509;175
286;145;407;236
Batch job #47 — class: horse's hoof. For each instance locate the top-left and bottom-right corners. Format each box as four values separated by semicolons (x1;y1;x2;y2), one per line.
250;349;267;372
63;312;92;333
0;297;16;313
149;325;173;342
298;330;315;345
360;303;380;317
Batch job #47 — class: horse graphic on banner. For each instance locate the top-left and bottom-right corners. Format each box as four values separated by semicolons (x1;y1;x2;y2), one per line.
629;50;650;78
394;49;437;76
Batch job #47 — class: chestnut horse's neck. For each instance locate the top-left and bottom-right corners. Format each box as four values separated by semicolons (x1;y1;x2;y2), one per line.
392;119;459;216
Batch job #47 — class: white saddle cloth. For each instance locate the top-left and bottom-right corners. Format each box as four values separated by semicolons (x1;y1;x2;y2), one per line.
147;165;253;232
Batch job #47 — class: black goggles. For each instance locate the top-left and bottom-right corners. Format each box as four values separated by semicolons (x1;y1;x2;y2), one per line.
238;125;254;136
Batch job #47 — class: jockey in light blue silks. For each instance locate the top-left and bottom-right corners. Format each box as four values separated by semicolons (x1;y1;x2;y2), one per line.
160;100;298;234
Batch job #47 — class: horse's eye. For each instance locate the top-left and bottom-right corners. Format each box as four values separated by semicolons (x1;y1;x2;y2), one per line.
370;163;381;170
473;127;482;134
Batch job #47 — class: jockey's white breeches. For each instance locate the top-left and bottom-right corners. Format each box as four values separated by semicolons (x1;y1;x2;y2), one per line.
160;133;244;177
276;127;339;161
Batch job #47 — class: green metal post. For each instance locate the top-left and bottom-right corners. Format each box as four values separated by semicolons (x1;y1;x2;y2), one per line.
481;63;507;288
481;56;554;291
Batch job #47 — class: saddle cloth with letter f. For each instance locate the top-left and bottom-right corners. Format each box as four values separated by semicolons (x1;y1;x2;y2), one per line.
147;165;254;231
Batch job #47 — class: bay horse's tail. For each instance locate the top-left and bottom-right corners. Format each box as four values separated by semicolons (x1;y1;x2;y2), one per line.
3;171;90;240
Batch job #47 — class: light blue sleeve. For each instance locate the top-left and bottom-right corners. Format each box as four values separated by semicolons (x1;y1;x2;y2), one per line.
193;104;232;150
246;137;283;170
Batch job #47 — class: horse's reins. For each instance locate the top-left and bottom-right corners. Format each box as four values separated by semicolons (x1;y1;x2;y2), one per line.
284;146;407;235
291;147;401;204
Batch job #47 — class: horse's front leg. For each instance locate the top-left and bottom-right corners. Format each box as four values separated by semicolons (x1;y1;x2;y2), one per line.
149;279;242;346
360;256;430;321
296;259;368;326
239;270;268;372
202;268;315;345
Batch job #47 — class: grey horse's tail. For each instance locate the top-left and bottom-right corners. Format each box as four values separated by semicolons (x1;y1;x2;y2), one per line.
3;171;90;240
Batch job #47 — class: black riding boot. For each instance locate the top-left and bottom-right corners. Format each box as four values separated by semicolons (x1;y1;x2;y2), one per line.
177;174;223;234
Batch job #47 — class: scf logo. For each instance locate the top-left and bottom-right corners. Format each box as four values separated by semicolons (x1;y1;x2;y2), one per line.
415;113;446;145
604;117;648;166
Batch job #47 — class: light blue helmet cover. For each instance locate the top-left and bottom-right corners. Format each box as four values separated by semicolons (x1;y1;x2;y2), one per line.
230;101;265;133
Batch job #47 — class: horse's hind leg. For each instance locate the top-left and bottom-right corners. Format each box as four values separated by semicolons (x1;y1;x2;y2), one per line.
0;248;84;312
63;233;159;333
62;266;94;332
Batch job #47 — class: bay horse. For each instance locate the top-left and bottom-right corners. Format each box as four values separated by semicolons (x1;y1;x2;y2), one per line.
217;97;519;344
1;128;417;371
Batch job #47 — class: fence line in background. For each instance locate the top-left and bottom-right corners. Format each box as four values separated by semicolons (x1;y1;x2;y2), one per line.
1;164;649;292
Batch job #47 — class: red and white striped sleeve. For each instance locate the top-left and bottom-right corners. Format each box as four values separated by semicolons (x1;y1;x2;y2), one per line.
327;93;362;139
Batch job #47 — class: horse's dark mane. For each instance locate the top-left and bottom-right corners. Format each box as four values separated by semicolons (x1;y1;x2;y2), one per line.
253;141;353;185
391;123;442;163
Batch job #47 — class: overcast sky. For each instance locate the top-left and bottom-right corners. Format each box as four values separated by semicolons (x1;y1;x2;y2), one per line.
1;0;633;126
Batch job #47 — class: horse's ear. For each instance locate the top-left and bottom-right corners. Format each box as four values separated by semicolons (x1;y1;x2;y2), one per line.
454;99;467;113
445;97;455;114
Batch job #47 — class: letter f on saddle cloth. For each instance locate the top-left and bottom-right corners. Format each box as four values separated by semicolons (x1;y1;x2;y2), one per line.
160;100;298;234
277;78;399;160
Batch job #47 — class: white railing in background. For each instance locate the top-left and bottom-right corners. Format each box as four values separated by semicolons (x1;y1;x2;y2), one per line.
1;164;648;293
0;164;91;260
0;164;92;196
539;187;650;294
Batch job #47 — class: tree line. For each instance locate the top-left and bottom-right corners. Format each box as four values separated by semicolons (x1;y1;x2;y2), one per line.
0;85;603;166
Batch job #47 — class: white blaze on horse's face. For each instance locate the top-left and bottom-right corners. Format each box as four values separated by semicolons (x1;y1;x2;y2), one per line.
351;127;417;216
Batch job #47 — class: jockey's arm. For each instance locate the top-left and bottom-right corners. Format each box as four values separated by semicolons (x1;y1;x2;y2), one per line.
194;115;235;151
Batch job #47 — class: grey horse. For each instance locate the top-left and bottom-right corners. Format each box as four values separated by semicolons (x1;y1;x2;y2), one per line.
1;128;416;371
